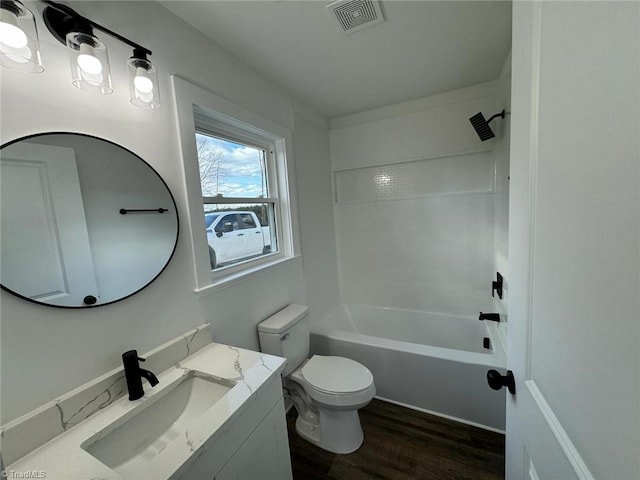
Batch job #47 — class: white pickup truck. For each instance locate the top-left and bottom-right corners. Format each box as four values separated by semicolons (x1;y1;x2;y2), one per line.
205;211;272;269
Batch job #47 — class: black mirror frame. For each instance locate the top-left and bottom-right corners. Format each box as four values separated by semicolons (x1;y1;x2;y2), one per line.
0;132;180;309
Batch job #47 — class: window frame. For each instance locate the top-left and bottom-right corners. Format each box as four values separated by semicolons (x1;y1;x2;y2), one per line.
195;125;281;275
172;76;300;295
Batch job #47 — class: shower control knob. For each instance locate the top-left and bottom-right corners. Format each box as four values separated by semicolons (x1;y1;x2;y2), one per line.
486;369;516;395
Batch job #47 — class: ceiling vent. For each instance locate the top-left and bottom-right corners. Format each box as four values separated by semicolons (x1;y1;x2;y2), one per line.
326;0;384;34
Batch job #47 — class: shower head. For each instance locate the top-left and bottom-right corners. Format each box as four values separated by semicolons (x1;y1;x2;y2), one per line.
469;110;506;141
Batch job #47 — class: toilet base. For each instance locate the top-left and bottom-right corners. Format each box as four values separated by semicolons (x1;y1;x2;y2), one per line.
295;406;364;454
295;413;321;446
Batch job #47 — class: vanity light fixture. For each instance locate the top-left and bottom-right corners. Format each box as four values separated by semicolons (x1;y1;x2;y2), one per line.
19;0;161;107
0;0;44;72
126;48;160;109
51;8;113;95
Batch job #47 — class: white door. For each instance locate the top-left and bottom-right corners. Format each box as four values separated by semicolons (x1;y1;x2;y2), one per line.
1;141;98;306
506;2;639;479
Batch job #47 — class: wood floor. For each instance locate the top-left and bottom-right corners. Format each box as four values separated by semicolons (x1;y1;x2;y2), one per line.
287;399;505;480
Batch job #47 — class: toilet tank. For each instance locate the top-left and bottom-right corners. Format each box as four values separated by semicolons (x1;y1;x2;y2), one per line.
258;304;309;376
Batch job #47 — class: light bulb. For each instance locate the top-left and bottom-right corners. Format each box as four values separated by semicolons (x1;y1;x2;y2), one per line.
133;66;154;102
134;68;153;93
77;43;102;75
77;53;102;74
127;54;159;108
0;9;27;48
78;54;102;85
66;32;111;93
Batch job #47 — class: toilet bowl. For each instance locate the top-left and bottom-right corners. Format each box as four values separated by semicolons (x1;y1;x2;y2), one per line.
289;355;375;453
258;304;376;454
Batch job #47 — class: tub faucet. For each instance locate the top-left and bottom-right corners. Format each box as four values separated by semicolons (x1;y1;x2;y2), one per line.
122;349;159;401
479;312;500;322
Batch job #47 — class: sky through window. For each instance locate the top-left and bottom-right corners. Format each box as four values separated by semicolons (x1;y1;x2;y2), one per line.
196;133;266;198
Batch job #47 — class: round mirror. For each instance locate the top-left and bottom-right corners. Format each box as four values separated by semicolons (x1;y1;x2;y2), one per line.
0;132;179;308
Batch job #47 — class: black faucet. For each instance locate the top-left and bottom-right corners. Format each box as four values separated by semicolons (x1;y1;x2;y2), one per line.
479;312;501;322
122;350;159;401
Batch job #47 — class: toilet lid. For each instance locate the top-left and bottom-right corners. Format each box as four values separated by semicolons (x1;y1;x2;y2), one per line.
301;355;373;393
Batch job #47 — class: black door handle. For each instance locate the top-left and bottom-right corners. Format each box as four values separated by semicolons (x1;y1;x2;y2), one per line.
487;369;516;395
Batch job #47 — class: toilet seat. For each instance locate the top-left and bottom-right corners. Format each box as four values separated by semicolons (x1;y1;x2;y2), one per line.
302;355;373;393
292;355;375;408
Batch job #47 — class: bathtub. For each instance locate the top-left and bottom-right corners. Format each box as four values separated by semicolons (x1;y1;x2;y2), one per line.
310;304;507;432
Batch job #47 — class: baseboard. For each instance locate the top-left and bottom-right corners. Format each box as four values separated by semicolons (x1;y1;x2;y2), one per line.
373;395;506;435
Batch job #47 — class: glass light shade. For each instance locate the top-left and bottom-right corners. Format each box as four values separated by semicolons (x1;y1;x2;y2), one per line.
66;32;112;94
126;56;160;109
0;1;43;73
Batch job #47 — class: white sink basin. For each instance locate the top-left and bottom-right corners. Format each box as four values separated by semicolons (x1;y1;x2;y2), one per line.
81;371;234;475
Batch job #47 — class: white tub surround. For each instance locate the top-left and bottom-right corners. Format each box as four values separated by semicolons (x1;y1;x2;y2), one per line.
311;305;507;431
2;326;289;480
330;83;500;318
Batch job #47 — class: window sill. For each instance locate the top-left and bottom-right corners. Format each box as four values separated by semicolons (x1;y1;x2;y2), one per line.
194;255;301;298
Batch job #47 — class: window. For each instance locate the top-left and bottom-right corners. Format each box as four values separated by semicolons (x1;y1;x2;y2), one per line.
172;77;298;293
196;130;279;271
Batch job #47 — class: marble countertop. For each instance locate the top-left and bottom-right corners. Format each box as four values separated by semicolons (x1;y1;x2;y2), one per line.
5;342;286;480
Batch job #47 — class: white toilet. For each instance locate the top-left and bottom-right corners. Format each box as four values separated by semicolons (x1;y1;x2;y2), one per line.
258;304;375;454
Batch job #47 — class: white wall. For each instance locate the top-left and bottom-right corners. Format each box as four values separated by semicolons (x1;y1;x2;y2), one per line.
292;104;341;325
0;1;339;422
329;82;506;317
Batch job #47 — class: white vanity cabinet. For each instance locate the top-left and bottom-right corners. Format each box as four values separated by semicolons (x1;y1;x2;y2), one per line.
215;399;291;480
177;375;293;480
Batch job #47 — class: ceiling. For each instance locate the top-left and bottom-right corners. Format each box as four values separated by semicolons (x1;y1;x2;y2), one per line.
161;1;512;119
